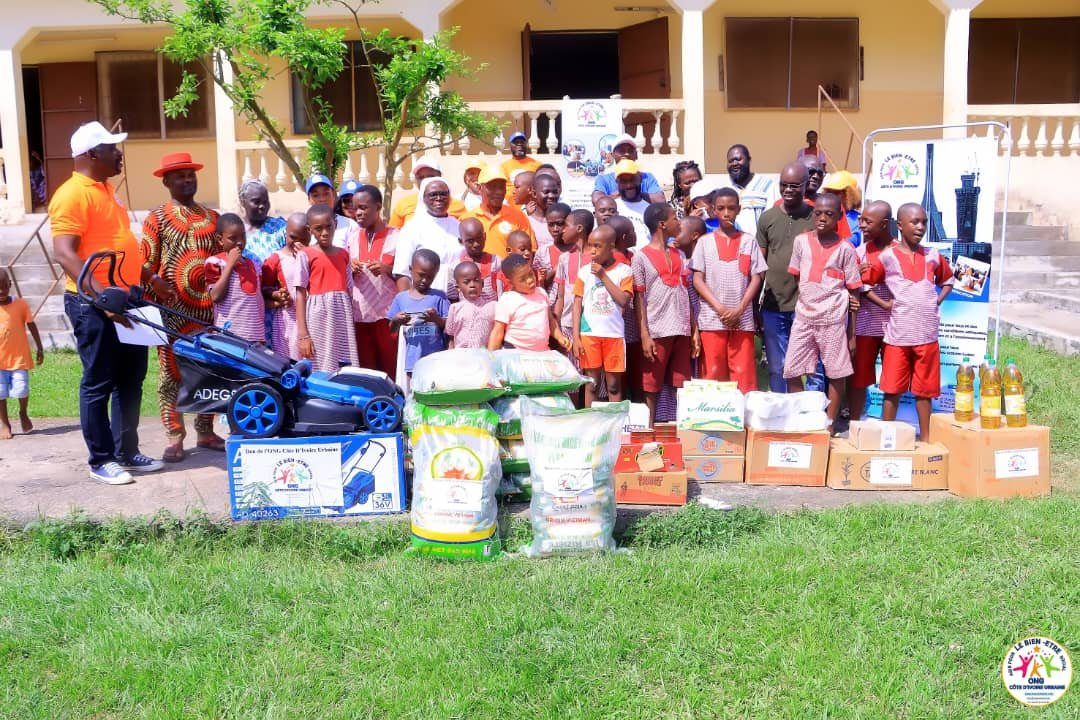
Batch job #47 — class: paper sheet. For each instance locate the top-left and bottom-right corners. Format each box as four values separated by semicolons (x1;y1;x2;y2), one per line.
115;306;170;346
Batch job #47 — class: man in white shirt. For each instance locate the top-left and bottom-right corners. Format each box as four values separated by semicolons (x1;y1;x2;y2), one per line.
726;144;778;236
612;159;651;248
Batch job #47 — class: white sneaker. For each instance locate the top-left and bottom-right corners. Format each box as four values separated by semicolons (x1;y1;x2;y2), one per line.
89;462;134;485
118;453;165;473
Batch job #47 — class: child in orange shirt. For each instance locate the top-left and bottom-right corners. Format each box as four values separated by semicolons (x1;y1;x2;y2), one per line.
0;268;44;438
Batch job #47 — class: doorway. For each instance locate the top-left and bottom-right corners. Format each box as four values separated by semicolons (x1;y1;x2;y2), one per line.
522;18;670;153
21;67;45;211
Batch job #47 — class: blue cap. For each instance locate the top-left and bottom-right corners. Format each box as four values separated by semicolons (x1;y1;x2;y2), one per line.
509;131;527;143
338;179;362;198
305;173;334;194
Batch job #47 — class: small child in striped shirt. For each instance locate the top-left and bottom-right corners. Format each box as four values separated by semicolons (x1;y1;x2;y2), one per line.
446;261;495;349
205;213;267;343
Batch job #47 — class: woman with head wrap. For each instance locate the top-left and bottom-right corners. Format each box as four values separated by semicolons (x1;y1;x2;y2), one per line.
238;180;287;262
391;178;462;295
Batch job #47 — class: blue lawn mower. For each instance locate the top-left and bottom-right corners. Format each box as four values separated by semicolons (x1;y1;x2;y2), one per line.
78;251;405;438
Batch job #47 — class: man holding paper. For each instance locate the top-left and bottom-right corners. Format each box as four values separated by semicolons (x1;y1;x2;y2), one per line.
49;122;170;485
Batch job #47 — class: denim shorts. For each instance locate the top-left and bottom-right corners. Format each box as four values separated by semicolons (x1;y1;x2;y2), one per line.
0;369;29;399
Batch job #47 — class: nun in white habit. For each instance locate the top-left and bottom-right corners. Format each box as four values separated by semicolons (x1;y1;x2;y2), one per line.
392;177;461;295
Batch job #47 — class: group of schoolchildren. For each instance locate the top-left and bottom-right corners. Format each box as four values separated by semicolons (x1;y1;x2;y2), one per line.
196;161;953;439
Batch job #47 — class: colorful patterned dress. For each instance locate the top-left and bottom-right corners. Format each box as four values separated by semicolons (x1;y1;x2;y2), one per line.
142;201;219;442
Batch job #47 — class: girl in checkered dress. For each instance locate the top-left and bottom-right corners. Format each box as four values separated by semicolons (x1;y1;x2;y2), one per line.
204;214;266;343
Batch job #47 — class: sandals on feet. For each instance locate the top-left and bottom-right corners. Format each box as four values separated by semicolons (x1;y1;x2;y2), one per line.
196;433;227;451
162;443;186;463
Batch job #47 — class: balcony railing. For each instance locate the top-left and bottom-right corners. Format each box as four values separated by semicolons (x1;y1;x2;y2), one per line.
236;98;686;194
966;104;1080;156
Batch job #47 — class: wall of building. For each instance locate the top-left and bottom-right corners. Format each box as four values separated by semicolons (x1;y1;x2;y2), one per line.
974;0;1080;17
700;1;946;175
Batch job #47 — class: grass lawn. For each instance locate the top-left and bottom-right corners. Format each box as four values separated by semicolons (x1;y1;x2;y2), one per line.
30;349;160;418
3;335;1077;717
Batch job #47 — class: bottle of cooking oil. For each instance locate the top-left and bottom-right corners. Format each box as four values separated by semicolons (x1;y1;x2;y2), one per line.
980;359;1002;429
979;353;993;385
1003;357;1027;427
954;356;975;421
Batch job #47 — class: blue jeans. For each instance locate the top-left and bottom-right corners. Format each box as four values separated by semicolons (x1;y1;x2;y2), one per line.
64;293;149;467
760;308;825;393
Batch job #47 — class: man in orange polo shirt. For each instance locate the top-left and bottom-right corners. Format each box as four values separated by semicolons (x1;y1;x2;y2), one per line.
462;166;535;258
500;132;542;177
387;157;466;229
50;122;173;486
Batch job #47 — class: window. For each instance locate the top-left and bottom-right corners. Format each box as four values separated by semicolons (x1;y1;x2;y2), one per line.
724;17;860;109
968;18;1080;104
291;42;388;134
96;51;214;139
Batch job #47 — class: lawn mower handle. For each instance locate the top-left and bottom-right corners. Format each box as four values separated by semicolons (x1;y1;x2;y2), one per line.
75;250;128;302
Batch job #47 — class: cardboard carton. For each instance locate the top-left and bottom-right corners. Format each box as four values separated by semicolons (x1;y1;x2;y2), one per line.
677;428;746;456
744;429;830;486
847;419;917;452
685;454;745;484
615;441;687;505
653;422;679;441
676;386;745;431
928;414;1050;498
826;439;949;490
594;401;650;444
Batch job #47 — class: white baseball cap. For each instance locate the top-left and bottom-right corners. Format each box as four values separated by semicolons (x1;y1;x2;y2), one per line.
411;156;442;177
612;133;637;149
70;121;128;158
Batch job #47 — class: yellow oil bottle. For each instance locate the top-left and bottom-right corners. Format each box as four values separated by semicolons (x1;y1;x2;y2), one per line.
1003;357;1027;428
954;356;975;421
980;360;1002;429
979;353;992;386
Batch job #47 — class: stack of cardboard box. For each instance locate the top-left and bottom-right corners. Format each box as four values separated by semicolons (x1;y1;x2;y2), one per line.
826;420;949;490
614;440;688;505
676;380;747;487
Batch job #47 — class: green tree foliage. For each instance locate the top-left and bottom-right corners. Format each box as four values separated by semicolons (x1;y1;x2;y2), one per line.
90;0;501;214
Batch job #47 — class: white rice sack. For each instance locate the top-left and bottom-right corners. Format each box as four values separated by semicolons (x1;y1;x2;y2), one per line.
491;394;576;438
493;349;589;394
411;349;503;402
788;411;831;432
405;401;502;561
793;391;829;413
744;391;789;419
520;399;628;557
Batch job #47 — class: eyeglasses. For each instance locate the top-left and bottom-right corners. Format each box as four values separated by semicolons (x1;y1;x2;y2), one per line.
807;169;825;176
779;183;804;191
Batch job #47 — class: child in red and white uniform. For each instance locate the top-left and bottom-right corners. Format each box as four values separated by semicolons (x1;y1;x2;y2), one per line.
542;202;574;303
864;202;954;439
349;185;398;376
449;218;499;303
304;203;358;373
633;202;697;427
573;225;634;406
261;212;313;360
848;200;896;421
205;213;266;343
781;194;862;428
691;188;766;393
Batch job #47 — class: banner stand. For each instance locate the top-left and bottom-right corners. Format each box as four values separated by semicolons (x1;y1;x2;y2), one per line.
861;121;1013;362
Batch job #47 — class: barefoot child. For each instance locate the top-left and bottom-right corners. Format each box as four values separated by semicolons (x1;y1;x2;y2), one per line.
446;261;496;349
261;213;313;359
205;213;267;343
449;218;499;303
573;225;633;406
388;249;449;375
691;188;766;392
635;202;697;426
0;268;44;438
304;203;358;372
781;193;862;428
488;254;569;352
864;203;954;439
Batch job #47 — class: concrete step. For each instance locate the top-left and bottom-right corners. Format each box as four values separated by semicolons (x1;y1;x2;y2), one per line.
1014;290;1080;314
998;255;1080;272
992;224;1068;242
995;302;1080;356
994;211;1033;226
11;277;65;297
993;271;1080;290
1000;239;1080;257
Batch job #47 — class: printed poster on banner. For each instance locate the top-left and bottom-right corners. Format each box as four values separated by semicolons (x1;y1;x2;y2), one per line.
864;136;998;430
560;98;624;210
226;434;406;520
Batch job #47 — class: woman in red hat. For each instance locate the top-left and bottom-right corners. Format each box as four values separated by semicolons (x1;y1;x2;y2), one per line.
141;152;225;462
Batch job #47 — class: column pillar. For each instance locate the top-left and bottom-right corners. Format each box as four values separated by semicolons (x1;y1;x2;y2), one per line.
0;47;28;222
668;0;717;168
213;52;239;212
930;0;983;139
